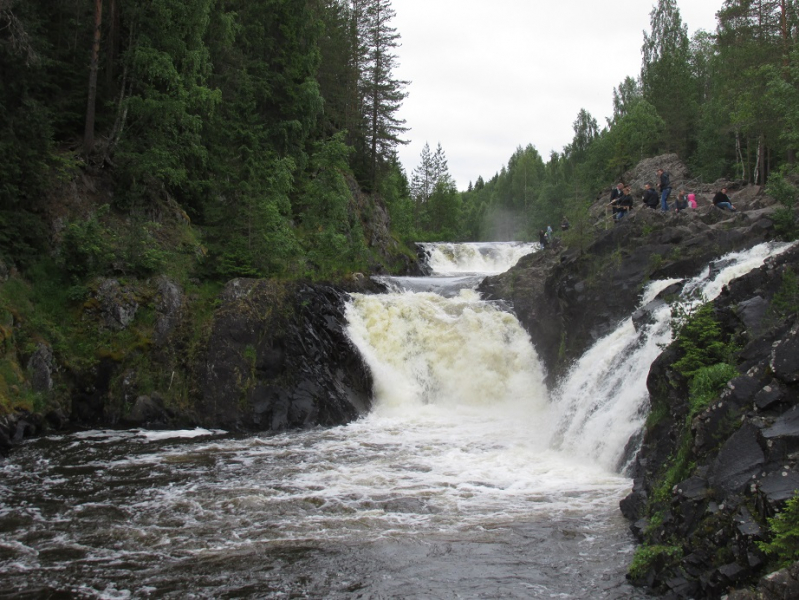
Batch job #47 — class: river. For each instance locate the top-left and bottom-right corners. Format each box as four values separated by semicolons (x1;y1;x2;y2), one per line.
1;241;789;599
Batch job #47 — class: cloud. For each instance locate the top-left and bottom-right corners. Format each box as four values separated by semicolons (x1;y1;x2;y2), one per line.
393;0;720;189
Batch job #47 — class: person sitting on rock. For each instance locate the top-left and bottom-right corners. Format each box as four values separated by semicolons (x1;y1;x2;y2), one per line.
687;192;697;208
674;190;688;212
642;183;659;209
712;188;737;211
560;216;570;231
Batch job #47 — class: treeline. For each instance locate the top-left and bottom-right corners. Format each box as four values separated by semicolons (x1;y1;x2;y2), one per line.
438;0;799;242
0;0;409;279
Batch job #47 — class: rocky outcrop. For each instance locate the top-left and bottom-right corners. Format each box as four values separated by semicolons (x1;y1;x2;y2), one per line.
619;244;799;597
87;278;139;330
195;279;376;431
480;179;782;387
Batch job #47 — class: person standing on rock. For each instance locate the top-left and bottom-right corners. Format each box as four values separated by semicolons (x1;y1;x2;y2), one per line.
609;182;625;219
614;186;634;221
657;169;672;212
642;183;659;209
712;187;737;211
687;192;697;208
560;216;570;231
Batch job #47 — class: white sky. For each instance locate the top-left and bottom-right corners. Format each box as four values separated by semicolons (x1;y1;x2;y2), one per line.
393;1;722;190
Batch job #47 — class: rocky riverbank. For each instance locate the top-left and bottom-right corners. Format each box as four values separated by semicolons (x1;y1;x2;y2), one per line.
0;274;383;453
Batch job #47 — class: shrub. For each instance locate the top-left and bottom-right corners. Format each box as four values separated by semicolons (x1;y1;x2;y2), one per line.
758;493;799;568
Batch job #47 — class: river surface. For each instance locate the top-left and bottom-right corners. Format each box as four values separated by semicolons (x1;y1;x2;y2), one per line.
1;241;789;599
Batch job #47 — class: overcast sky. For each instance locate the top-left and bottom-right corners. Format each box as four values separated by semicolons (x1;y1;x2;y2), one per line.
392;0;722;190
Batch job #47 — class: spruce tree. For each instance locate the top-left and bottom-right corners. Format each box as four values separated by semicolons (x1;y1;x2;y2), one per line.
360;0;408;190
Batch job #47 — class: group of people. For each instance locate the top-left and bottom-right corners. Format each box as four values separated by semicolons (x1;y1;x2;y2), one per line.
609;169;737;220
538;217;570;248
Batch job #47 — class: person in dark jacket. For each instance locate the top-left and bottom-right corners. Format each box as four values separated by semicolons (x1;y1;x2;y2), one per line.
539;229;549;248
609;182;625;218
657;169;672;212
712;188;736;211
674;190;688;212
642;183;659;209
614;186;634;220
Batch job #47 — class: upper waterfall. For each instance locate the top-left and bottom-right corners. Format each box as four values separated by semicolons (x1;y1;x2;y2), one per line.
419;242;538;275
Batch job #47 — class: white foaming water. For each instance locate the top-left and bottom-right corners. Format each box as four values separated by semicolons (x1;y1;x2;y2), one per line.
341;243;632;528
420;241;537;275
552;241;794;472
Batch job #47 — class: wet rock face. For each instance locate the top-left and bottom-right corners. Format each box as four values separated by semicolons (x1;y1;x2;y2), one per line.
153;276;183;347
197;280;373;432
620;245;799;597
27;343;55;393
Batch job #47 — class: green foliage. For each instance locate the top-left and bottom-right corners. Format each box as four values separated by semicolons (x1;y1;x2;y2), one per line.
758;493;799;568
770;267;799;319
58;207;115;280
765;169;799;240
628;545;683;581
672;304;736;378
688;362;739;416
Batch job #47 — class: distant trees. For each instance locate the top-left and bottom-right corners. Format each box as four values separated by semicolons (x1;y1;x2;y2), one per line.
405;142;459;239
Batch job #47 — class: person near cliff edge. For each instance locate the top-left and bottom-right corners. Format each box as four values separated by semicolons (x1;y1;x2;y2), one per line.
608;182;625;218
712;187;737;211
657;169;672;212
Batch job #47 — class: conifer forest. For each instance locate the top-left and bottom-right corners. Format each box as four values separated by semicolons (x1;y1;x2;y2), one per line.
2;0;799;275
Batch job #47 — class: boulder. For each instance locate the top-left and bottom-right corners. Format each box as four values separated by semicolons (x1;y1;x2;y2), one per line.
771;323;799;384
709;423;765;496
90;278;139;330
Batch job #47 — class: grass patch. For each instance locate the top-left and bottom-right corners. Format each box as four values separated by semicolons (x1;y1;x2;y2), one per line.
629;544;683;581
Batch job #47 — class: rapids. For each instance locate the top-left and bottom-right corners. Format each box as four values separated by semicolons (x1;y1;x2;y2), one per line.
1;241;788;598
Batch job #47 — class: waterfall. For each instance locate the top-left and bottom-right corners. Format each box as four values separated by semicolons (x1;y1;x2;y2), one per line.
419;241;538;275
347;240;794;475
551;241;795;472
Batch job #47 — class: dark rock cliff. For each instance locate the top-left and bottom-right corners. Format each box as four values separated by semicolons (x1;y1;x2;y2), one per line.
195;279;375;431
